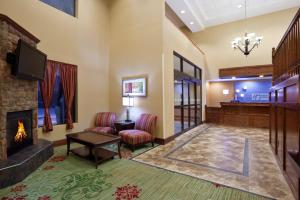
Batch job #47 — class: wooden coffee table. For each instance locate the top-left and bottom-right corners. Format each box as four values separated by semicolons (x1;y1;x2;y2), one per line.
66;131;121;168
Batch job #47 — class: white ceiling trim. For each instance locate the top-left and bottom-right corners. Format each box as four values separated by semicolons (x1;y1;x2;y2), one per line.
166;0;300;32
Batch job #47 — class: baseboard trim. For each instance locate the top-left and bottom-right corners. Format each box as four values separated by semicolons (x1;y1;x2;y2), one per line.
53;139;67;147
154;134;176;145
155;121;204;145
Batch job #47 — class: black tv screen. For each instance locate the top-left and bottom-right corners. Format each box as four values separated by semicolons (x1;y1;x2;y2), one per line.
12;39;47;80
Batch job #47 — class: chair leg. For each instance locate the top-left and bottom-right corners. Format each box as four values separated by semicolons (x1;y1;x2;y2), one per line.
131;145;135;152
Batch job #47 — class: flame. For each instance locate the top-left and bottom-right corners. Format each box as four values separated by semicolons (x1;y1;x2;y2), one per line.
15;120;27;143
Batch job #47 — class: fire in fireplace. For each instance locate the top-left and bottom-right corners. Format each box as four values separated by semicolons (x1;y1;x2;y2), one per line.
15;120;27;143
6;110;33;156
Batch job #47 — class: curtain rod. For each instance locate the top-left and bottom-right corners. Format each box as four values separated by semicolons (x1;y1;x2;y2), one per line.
48;59;77;67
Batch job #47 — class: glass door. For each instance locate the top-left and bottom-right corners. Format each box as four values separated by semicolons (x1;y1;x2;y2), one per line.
174;79;183;134
173;52;202;135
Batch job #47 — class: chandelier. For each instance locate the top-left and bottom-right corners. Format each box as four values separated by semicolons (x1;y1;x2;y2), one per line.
231;0;263;56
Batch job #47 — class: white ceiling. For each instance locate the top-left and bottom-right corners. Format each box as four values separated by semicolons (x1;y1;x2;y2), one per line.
166;0;300;32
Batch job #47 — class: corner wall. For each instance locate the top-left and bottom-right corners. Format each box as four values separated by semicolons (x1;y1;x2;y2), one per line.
108;0;165;138
206;82;235;107
163;17;207;139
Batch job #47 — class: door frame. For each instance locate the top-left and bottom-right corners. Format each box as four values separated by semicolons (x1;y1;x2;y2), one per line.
173;51;202;135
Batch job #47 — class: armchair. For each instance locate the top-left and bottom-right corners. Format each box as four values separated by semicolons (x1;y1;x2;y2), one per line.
85;112;117;134
119;113;157;151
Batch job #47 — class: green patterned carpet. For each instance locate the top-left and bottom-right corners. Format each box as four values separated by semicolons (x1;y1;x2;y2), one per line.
0;145;272;200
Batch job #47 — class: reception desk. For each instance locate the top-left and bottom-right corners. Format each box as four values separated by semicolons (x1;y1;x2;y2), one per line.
206;102;270;128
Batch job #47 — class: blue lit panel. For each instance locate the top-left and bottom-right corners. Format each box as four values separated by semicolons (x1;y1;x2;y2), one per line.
234;80;271;102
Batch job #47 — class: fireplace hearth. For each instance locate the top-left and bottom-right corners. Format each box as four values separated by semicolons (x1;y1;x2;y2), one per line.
6;110;33;156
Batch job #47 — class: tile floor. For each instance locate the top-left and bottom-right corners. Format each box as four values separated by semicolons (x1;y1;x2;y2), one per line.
133;124;294;200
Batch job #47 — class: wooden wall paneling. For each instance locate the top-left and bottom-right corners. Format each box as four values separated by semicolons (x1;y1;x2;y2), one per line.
223;114;249;127
219;64;273;78
271;9;300;200
286;84;299;103
205;103;269;128
277;106;285;168
285;108;300;198
270;91;277;151
270;105;277;151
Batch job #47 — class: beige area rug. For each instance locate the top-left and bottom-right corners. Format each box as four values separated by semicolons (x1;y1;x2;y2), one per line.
133;124;294;200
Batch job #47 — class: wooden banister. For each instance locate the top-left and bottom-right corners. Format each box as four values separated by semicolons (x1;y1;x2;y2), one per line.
272;8;300;85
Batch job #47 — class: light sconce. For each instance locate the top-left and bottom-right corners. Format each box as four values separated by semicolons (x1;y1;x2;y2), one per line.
235;89;240;93
240;93;245;97
243;86;247;91
223;89;229;95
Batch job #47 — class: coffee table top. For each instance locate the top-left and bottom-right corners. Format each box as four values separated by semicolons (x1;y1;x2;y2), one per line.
66;131;120;146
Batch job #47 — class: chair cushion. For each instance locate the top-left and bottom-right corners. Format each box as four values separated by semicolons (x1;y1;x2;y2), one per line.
85;127;114;134
95;112;116;128
119;129;153;145
135;114;157;134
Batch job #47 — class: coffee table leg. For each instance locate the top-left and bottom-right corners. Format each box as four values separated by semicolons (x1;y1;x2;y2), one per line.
94;148;98;169
118;141;122;159
67;137;70;156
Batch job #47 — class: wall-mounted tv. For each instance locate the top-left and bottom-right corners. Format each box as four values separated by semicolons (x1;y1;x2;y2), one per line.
11;39;47;80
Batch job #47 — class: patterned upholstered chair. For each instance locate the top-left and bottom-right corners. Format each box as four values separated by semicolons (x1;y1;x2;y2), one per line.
119;114;157;151
85;112;117;134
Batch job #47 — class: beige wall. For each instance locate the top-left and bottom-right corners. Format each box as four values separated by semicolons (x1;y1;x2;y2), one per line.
206;82;234;107
163;17;207;138
0;0;111;141
108;0;165;138
185;8;298;79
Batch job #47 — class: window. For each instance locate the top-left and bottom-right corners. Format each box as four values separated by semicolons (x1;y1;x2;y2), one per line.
38;70;77;127
40;0;76;17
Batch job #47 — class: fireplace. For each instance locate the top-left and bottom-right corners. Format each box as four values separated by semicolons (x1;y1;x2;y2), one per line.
6;110;33;156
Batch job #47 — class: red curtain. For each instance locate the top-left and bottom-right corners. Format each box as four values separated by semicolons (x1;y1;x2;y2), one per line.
40;61;57;132
59;64;77;130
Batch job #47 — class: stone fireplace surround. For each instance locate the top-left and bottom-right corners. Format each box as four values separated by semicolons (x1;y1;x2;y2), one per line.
0;14;53;188
0;14;39;160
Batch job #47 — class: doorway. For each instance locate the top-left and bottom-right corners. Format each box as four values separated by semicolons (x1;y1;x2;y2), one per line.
174;52;202;135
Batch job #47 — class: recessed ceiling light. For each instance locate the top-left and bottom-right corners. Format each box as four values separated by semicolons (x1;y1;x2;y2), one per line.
180;10;186;14
237;4;243;8
190;21;194;25
259;75;264;78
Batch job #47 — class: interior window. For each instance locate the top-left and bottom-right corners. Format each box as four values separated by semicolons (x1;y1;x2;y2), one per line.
40;0;76;17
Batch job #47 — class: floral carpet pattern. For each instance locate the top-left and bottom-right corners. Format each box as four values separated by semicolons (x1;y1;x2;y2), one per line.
113;185;142;200
0;137;272;200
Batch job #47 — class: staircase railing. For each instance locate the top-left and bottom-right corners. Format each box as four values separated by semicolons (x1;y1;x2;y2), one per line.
272;9;300;85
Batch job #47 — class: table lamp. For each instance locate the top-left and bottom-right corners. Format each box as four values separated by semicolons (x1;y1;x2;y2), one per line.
122;95;134;122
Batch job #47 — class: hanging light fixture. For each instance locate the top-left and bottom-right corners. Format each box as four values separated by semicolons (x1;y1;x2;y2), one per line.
231;0;263;56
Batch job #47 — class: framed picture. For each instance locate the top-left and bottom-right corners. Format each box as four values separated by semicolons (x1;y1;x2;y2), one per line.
122;76;147;97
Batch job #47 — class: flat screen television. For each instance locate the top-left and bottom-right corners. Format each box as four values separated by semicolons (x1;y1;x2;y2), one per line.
12;39;47;80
